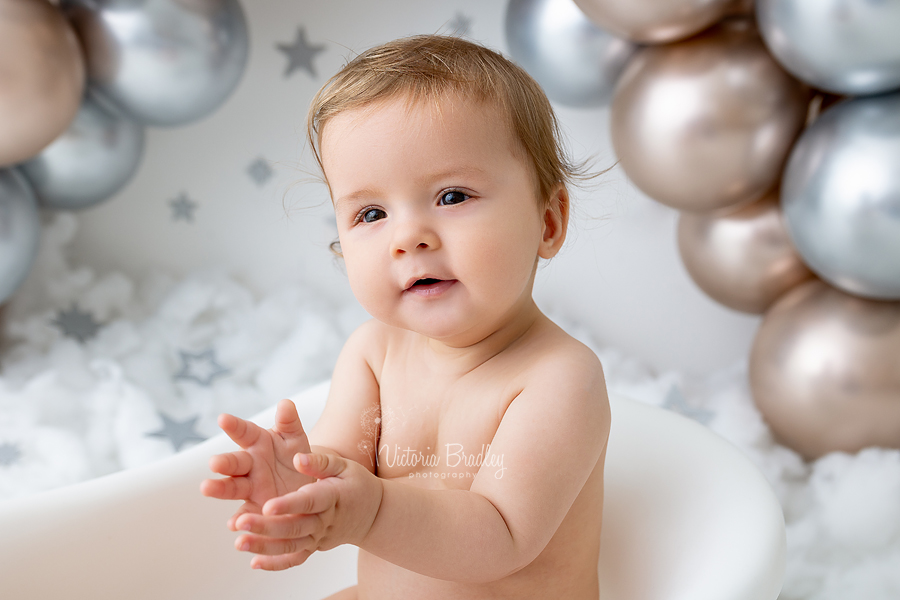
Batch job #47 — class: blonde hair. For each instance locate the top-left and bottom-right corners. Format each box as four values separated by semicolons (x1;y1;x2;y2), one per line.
306;34;604;257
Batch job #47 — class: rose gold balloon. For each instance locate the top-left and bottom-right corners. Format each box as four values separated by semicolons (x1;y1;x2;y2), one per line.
573;0;738;44
0;0;85;167
677;190;814;314
750;279;900;460
610;19;810;213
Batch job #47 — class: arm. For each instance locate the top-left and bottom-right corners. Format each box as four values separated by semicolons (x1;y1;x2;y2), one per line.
305;318;385;472
359;350;610;582
223;319;385;569
245;348;610;581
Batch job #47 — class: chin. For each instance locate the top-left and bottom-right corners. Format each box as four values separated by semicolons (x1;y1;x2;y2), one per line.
398;314;470;341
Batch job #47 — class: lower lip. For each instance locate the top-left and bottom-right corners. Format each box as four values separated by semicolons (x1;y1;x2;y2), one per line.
406;279;457;297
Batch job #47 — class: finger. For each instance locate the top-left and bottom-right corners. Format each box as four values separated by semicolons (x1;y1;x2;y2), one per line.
236;532;314;557
208;451;253;477
250;549;313;571
263;479;339;516
273;399;306;437
293;452;348;480
217;413;263;450
235;511;320;539
227;502;262;532
199;475;252;501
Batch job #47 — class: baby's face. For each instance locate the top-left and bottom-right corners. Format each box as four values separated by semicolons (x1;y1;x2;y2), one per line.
321;94;550;344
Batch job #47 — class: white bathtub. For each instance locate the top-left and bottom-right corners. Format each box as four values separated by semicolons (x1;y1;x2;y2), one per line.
0;380;785;600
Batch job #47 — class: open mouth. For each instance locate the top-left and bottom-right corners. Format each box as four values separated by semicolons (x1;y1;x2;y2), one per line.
405;277;456;296
412;278;442;287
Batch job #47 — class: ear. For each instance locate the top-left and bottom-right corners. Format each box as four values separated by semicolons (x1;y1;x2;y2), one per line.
538;184;569;259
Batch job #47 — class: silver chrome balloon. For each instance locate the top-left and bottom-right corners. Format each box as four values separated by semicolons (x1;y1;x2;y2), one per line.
59;0;250;127
781;92;900;300
19;92;145;210
757;0;900;96
505;0;638;107
0;169;41;303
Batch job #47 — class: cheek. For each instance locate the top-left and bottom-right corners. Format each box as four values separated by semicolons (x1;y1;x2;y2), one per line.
342;246;384;306
460;216;541;289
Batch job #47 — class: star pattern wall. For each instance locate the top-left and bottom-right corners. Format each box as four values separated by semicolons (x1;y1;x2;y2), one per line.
174;348;230;386
169;193;199;223
247;157;275;186
146;413;207;451
52;304;103;343
448;12;473;36
277;27;326;77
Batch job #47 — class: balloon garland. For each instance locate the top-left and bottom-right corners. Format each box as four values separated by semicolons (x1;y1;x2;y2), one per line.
610;18;810;213
506;0;900;460
0;0;249;304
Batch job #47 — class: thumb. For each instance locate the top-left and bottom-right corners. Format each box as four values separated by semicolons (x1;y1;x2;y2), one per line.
273;399;305;436
294;452;346;479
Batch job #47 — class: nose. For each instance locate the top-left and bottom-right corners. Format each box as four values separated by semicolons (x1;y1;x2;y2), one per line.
390;214;440;257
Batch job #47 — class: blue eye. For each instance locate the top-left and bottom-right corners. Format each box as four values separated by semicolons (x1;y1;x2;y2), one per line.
440;190;469;206
359;207;386;223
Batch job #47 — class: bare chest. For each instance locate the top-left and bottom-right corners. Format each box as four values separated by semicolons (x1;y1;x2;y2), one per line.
372;368;513;488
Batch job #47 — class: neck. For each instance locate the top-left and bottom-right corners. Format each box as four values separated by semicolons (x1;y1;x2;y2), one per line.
421;295;544;377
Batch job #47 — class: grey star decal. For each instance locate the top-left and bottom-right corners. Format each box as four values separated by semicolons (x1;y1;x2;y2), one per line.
447;12;473;36
247;157;274;186
169;192;198;223
52;303;102;343
146;413;207;451
277;27;326;78
662;385;714;425
0;441;23;467
174;348;230;386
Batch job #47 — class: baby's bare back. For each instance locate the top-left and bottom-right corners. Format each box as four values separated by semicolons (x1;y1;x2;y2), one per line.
357;319;607;599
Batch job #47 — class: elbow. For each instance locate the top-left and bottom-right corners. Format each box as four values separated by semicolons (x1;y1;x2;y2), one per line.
477;544;539;583
486;523;545;583
500;539;544;580
466;493;544;583
467;556;528;585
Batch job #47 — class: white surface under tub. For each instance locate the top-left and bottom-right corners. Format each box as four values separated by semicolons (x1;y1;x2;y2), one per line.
0;380;786;600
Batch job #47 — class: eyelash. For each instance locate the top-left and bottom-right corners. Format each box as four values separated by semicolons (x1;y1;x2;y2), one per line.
352;189;471;224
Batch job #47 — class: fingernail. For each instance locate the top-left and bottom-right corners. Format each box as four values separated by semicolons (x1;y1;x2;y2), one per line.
240;541;250;552
298;453;309;467
240;522;252;531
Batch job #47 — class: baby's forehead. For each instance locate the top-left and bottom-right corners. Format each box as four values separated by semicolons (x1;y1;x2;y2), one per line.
323;92;530;165
334;92;501;127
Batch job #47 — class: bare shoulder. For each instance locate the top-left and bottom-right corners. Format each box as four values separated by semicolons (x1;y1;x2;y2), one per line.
501;317;610;427
347;317;386;348
343;318;390;379
531;318;607;392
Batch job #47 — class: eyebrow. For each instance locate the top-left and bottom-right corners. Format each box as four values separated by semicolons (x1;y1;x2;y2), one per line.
335;188;379;209
334;165;490;208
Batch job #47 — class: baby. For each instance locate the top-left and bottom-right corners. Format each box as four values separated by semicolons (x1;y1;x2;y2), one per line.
201;34;611;600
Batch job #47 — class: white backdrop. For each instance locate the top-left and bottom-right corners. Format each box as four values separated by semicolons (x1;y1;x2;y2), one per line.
66;0;760;374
